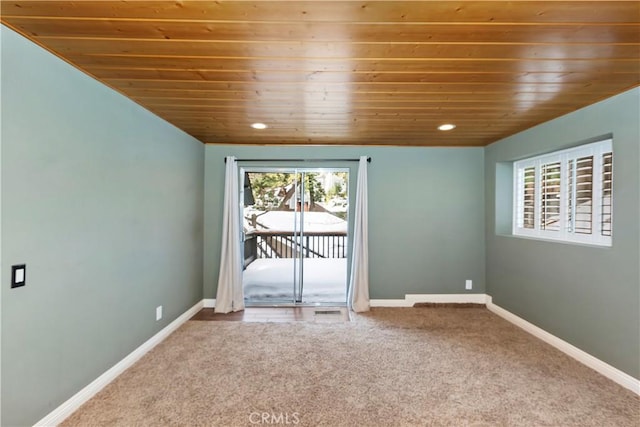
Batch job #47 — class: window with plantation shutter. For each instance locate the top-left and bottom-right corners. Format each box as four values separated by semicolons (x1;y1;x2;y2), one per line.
513;139;612;246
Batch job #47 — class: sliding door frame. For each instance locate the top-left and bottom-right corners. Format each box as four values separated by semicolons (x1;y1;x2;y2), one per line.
240;166;350;306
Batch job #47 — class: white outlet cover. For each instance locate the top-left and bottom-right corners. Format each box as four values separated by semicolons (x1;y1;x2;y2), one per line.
465;280;473;290
156;306;163;321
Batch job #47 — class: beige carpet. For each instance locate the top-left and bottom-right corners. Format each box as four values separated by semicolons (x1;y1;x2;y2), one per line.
62;308;639;426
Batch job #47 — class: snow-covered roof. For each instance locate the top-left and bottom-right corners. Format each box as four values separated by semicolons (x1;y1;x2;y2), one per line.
247;211;347;233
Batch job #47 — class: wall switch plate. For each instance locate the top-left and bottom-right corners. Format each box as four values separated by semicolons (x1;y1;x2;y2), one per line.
465;280;473;290
11;265;26;288
156;306;163;321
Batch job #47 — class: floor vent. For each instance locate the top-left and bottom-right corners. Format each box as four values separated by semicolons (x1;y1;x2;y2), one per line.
315;310;343;315
314;308;350;322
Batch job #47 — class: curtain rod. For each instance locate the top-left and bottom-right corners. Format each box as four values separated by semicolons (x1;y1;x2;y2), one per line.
224;157;371;163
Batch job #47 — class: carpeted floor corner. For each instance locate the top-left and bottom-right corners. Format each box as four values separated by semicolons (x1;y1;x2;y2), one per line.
61;308;640;426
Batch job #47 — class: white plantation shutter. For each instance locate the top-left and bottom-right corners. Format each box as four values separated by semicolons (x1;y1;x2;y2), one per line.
516;166;536;229
601;152;613;237
513;139;612;246
540;161;561;231
572;155;594;234
523;167;536;229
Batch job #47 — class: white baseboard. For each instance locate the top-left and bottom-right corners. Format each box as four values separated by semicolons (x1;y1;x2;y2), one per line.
370;299;408;307
486;296;640;396
371;293;488;307
203;298;216;308
34;300;204;427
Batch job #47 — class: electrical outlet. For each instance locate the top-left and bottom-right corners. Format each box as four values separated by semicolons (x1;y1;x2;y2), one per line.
156;306;163;321
465;280;473;290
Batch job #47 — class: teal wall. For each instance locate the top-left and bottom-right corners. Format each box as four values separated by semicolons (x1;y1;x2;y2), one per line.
204;145;486;300
1;26;205;426
485;88;640;378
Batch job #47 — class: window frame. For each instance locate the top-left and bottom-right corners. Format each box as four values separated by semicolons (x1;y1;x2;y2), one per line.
512;139;613;247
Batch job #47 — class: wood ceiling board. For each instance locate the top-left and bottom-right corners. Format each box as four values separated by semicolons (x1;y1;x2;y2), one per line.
122;90;610;102
84;69;640;83
142;101;598;111
7;19;640;44
60;55;640;73
3;1;638;23
65;67;640;90
34;38;640;60
192;135;508;147
103;80;632;93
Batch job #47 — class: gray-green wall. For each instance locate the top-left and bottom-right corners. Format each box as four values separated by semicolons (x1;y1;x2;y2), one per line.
204;145;486;300
485;88;640;379
1;26;205;426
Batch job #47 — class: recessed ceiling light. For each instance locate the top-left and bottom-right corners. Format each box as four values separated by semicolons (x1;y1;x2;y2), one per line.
438;124;456;131
251;122;268;130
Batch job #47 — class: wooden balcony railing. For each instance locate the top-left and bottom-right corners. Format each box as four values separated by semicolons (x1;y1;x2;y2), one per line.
244;230;347;268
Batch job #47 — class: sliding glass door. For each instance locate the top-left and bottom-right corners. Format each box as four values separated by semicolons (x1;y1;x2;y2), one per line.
241;168;348;305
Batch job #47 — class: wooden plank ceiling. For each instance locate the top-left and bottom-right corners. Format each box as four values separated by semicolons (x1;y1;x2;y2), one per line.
2;1;639;146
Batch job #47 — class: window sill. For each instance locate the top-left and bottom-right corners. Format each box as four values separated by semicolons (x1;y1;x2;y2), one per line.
496;233;612;249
